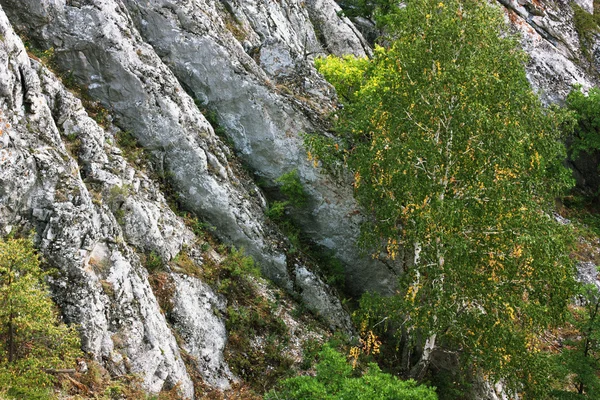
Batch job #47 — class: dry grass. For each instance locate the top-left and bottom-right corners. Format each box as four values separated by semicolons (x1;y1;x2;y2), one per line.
148;272;176;315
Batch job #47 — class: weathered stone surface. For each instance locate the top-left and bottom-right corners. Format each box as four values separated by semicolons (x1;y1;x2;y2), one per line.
293;265;354;332
577;261;600;289
1;0;375;308
498;0;598;103
0;0;400;299
171;273;234;390
120;0;400;295
0;7;196;395
0;0;292;285
0;1;355;393
305;0;372;57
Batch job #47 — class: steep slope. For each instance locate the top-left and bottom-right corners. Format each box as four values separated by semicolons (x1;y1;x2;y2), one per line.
1;0;600;398
0;0;399;299
0;2;348;397
0;8;195;395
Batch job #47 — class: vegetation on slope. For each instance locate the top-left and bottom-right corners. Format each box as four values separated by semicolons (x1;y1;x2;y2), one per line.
266;344;437;399
7;1;600;399
0;236;81;399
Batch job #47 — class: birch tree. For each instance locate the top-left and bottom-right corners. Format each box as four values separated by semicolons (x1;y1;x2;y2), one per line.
308;0;576;396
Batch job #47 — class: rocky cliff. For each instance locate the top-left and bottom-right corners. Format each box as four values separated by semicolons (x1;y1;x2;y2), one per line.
0;0;598;398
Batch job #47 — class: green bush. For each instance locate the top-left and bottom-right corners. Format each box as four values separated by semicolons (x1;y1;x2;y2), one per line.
566;86;600;158
204;248;293;392
551;283;600;399
143;251;164;273
115;131;146;166
0;236;81;399
266;200;288;221
266;344;438;400
276;169;307;207
572;3;600;60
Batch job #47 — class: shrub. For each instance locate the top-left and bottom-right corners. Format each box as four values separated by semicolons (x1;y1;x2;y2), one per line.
266;200;287;221
0;236;81;399
572;3;600;60
265;344;438;400
143;251;163;273
566;86;600;159
202;248;293;392
551;283;600;399
276;169;307;207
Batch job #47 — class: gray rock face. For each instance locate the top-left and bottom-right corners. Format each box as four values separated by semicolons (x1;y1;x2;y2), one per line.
2;0;289;285
0;7;195;396
0;0;399;297
293;265;354;332
305;0;372;57
498;0;598;103
0;0;355;394
577;261;600;289
171;274;234;390
120;0;400;295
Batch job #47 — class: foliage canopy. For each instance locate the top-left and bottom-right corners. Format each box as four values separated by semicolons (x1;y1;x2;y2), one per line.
308;0;576;396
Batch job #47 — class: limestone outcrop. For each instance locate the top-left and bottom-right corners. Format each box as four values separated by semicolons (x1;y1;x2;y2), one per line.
0;0;400;300
0;8;195;394
499;0;598;103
